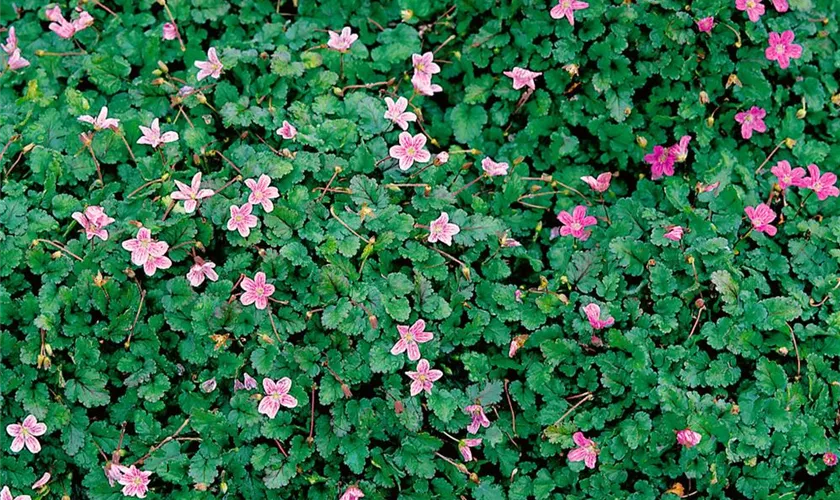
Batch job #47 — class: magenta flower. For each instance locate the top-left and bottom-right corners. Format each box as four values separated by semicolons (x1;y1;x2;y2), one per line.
143;252;172;277
227;203;259;238
824;452;838;467
583;303;614;330
0;486;30;500
503;67;542;90
195;47;223;81
672;135;692;163
568;431;598;469
327;27;358;52
235;372;258;391
6;415;46;454
644;145;676;180
162;23;177;40
697;17;715;33
258;377;298;419
411;72;443;96
557;205;597;241
481;157;509;177
412;52;440;77
745;203;777;236
46;6;93;39
514;290;523;303
771;0;788;12
116;465;152;498
240;272;275;310
770;160;807;190
244;174;280;212
389;132;431;171
663;226;684;241
550;0;589;25
465;405;491;434
186;259;218;287
384;97;417;131
580;172;611;193
137;118;179;148
804;164;839;201
736;0;765;22
676;429;702;448
339;486;365;500
391;319;434;361
765;31;802;69
32;472;50;490
72;206;114;241
171;172;214;214
277;120;296;140
78;106;120;131
121;228;168;266
428;212;460;246
458;438;482;462
734;107;767;140
406;359;443;396
200;378;217;393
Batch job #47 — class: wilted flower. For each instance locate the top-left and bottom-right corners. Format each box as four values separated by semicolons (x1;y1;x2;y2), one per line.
339;486;365;500
227;203;259;237
162;23;177;40
391;319;434;361
549;0;589;26
765;31;802;70
663;226;684;241
568;431;598;469
556;205;597;241
234;372;258;391
384;97;417;131
406;359;443;396
195;47;223;81
465;405;491;434
72;206;115;241
676;429;702;448
824;452;838;467
46;6;93;39
244;174;280;212
137;118;179;148
503;67;542;90
6;415;47;454
745;203;777;236
428;212;460;246
458;438;482;462
389;132;431;171
583;303;614;330
171;172;214;214
327;27;358;52
580;172;611;192
78;106;120;131
481;157;509;177
240;272;275;310
671;135;692;162
200;378;217;393
276;120;297;140
32;472;51;490
734;107;767;140
258;377;298;419
434;152;450;165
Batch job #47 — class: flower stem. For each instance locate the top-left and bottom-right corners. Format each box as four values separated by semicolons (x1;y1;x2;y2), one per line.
452;175;484;196
755;139;786;174
211;150;243;175
130;417;192;466
160;0;187;52
329;206;373;244
31;239;84;261
551;393;593;427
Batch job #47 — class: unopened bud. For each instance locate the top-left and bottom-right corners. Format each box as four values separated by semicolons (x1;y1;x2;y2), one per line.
469;473;480;484
157;60;169;73
45;343;53;356
832;93;840;106
726;74;742;88
196;94;207;104
401;9;413;21
778;346;789;355
636;136;648;148
784;137;796;148
695;298;705;309
368;315;378;329
394;399;404;414
333;87;344;97
220;482;228;494
706;116;715;127
456;463;469;474
341;384;353;398
150;78;166;86
51;251;62;259
796;108;806;119
461;266;471;281
152;69;162;76
699;91;710;104
423;186;431;197
23;143;35;153
194;483;208;491
260;334;274;344
686;255;695;265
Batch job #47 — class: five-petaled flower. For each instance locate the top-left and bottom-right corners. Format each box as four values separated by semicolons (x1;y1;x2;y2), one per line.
583;303;614;330
557;205;597;241
277;120;297;140
227;203;259;238
245;174;280;212
339;486;365;500
568;431;599;469
195;47;223;81
771;160;807;190
0;486;30;500
458;438;482;462
804;164;839;200
481;157;509;177
6;415;46;454
697;17;715;34
240;271;275;310
676;429;702;448
391;319;434;361
664;226;684;241
78;106;120;131
186;258;219;287
428;212;460;246
137;118;179;148
116;465;152;498
736;0;765;23
258;377;298;419
171;172;214;214
771;0;788;12
644;145;676;180
327;27;358;52
72;206;115;241
122;228;168;266
406;359;443;396
384;97;417;131
412;52;440;78
389;132;431;171
734;107;767;140
465;405;491;434
503;67;542;90
765;31;802;69
550;0;589;25
581;172;611;193
745;203;777;236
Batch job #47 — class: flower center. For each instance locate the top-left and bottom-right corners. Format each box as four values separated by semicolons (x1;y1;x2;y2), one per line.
254;191;263;200
746;0;755;7
418;373;428;383
407;147;416;156
813;182;822;191
133;477;143;486
404;332;414;342
776;45;786;55
234;215;243;223
416;63;425;72
571;222;582;231
256;287;264;296
744;115;753;123
562;0;572;7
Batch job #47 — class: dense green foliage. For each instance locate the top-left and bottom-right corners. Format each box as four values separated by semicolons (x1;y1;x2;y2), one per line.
2;0;840;498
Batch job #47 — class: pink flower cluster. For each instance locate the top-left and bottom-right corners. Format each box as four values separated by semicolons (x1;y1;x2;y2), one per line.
411;51;443;96
2;27;29;71
771;161;839;201
46;6;93;39
226;174;279;238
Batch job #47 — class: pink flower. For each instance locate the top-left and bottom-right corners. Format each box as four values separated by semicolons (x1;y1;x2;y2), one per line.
481;157;509;177
73;11;94;32
676;429;702;448
698;181;721;193
121;228;168;266
734;107;767;140
235;372;258;391
227;203;259;237
6;49;29;71
195;47;223;81
804;164;839;201
258;377;298;419
240;271;275;310
200;378;217;393
663;226;684;241
1;26;19;54
568;431;598;469
384;97;417;131
644;145;676;180
697;17;715;33
771;0;788;12
458;438;482;462
171;172;214;214
276;120;297;140
583;303;614;330
411;72;443;96
434;152;449;165
672;135;692;162
162;23;177;40
428;212;460;246
78;106;120;131
503;67;542;90
771;160;807;190
339;486;365;500
391;319;434;361
509;340;520;357
0;486;30;500
32;472;51;490
745;203;777;236
406;359;443;396
550;0;589;25
736;0;765;22
412;52;440;77
824;452;838;467
186;259;219;287
143;253;172;277
6;415;47;454
327;27;358;52
136;118;179;148
465;405;491;434
557;205;597;241
46;6;92;39
514;290;523;304
116;465;152;498
244;174;280;212
72;206;114;241
580;172;611;193
500;233;521;247
765;31;802;70
389;132;431;171
104;462;123;487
